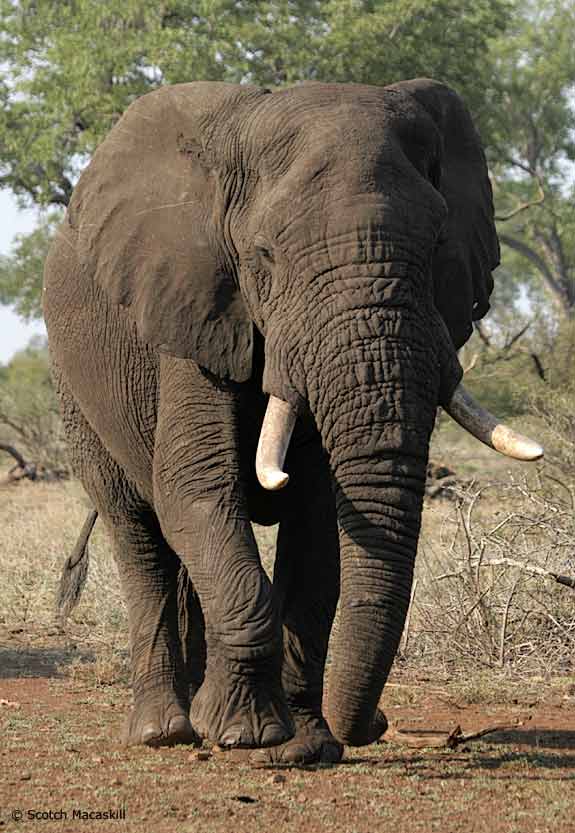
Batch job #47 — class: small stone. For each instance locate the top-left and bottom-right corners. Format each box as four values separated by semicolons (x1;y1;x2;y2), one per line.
20;772;32;781
0;699;20;708
191;750;212;761
268;773;286;785
111;777;123;786
92;756;103;764
296;792;307;803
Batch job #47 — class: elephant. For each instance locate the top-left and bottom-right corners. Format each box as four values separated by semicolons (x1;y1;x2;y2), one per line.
44;78;543;764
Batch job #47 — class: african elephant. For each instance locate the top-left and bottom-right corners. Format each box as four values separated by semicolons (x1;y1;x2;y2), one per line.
44;79;542;764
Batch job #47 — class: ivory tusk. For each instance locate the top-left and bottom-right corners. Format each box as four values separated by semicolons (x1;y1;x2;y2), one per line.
256;396;297;490
445;384;544;461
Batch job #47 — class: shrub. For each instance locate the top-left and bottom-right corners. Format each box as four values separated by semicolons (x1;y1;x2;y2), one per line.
405;475;575;676
0;338;68;477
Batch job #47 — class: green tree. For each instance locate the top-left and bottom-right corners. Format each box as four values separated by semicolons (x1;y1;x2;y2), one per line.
489;0;575;324
1;0;509;314
0;213;61;319
0;338;68;474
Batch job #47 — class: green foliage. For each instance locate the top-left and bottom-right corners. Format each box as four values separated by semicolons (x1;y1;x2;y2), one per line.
0;0;511;318
0;0;239;204
530;383;575;480
0;338;67;473
311;0;509;138
0;0;510;209
0;0;572;349
490;0;575;178
526;321;575;480
490;0;575;323
456;317;575;481
0;212;62;319
463;343;534;420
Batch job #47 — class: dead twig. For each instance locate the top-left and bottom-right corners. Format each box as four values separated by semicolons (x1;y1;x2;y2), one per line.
495;166;545;221
435;557;575;591
499;576;520;667
400;578;418;655
482;558;575;591
384;715;531;749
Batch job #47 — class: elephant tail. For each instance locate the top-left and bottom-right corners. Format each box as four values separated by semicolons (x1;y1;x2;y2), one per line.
56;509;98;622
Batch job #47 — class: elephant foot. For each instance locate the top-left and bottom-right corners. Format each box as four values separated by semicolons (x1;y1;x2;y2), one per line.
190;662;294;749
249;715;343;766
122;691;201;748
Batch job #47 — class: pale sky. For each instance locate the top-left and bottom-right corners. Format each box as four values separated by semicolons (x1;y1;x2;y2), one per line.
0;189;47;364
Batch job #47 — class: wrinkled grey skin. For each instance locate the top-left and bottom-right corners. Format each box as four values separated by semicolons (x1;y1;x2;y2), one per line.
44;79;498;764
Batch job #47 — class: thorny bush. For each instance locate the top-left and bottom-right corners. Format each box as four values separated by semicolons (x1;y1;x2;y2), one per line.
406;474;575;675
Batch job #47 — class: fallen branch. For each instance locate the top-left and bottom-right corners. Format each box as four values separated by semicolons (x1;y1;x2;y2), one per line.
0;442;37;482
383;716;531;749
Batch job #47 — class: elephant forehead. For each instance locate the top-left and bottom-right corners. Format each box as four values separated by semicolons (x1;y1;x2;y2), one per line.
251;84;438;175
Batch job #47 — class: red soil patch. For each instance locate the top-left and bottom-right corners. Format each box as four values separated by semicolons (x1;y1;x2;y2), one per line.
1;633;574;833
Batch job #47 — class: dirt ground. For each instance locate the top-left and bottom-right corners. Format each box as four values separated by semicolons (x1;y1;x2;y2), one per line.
2;626;574;833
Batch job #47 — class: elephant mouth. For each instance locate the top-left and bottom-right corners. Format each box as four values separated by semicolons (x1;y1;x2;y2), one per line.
255;385;543;491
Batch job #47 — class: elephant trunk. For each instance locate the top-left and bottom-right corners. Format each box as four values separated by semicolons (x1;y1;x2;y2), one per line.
298;287;442;746
326;452;425;745
257;262;543;746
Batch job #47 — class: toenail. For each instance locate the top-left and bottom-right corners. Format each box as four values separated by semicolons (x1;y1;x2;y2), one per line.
220;726;253;748
261;723;292;747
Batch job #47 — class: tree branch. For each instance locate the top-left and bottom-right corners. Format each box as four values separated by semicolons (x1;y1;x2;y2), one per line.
436;557;575;590
495;173;545;222
504;320;531;351
499;233;572;318
526;351;546;382
474;320;492;347
0;442;37;482
534;226;575;308
0;442;27;468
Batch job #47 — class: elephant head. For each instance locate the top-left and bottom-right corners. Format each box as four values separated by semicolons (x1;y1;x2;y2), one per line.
69;79;542;746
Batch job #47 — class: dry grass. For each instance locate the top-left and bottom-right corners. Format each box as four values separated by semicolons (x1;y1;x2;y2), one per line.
0;475;124;636
0;473;280;688
1;428;573;695
412;479;575;672
2;433;575;833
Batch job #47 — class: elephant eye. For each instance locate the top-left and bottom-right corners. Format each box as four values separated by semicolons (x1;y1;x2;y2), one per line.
254;239;274;266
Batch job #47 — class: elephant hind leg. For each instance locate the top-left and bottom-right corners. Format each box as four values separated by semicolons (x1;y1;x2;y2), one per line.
55;372;203;747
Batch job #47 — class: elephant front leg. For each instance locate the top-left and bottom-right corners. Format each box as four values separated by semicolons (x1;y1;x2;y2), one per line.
160;498;294;749
252;443;343;765
153;356;292;750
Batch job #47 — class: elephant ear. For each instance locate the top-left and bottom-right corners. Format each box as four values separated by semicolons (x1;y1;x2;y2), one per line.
389;79;499;349
68;83;263;382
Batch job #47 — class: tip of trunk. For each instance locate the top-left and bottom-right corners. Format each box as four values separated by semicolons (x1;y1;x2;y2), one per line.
328;707;388;747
